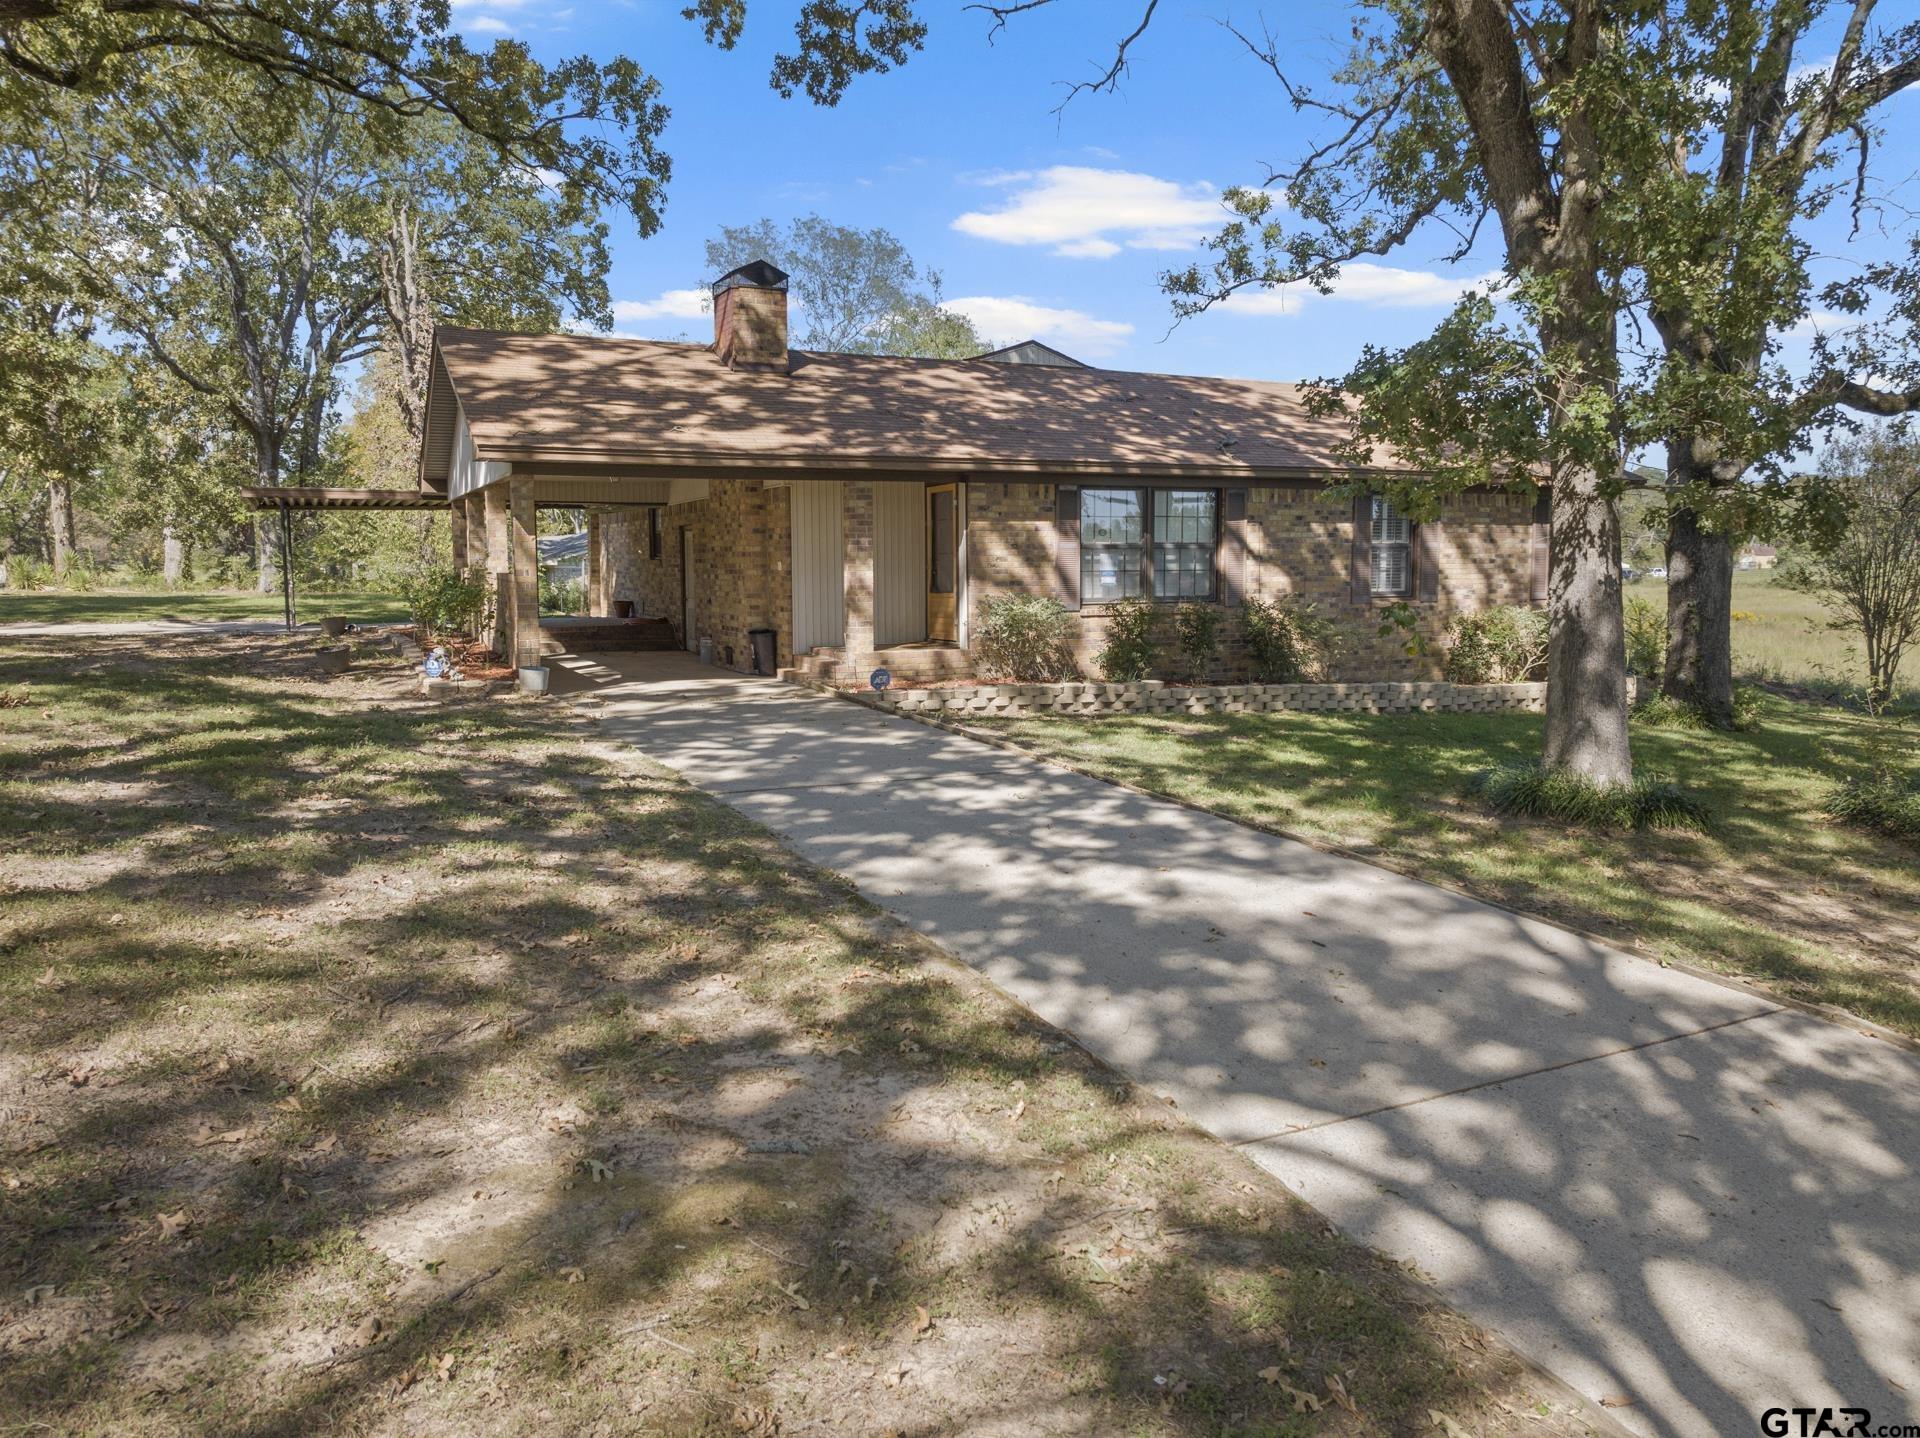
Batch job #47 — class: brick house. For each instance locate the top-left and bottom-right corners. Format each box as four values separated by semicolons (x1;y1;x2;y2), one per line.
418;261;1548;681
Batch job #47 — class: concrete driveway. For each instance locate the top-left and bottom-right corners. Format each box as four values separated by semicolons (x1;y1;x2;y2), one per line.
552;651;1920;1438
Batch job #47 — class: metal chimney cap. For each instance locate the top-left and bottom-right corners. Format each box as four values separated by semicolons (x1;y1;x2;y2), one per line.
712;260;790;295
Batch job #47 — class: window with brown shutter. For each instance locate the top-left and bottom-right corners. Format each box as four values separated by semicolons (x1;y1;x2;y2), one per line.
1055;486;1081;609
1417;518;1443;603
1219;488;1249;606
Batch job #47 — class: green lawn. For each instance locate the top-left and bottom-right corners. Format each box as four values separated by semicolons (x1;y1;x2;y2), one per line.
0;586;407;626
972;695;1920;1040
1627;569;1914;704
0;630;1594;1437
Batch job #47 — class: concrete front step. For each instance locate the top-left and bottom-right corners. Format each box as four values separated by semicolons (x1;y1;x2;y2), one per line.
538;618;679;654
782;644;974;684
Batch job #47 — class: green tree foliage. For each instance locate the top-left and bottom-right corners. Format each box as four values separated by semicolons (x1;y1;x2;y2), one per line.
0;0;671;227
704;215;984;356
1781;429;1920;712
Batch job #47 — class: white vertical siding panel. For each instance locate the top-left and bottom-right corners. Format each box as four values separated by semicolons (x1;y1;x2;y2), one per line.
790;480;844;654
873;483;927;647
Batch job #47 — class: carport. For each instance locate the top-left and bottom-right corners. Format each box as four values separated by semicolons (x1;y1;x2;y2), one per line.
239;486;449;631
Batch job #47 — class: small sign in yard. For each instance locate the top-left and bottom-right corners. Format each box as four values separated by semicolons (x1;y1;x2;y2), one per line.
870;667;892;691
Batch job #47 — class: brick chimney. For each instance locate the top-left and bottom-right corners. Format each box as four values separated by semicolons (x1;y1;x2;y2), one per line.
712;260;790;372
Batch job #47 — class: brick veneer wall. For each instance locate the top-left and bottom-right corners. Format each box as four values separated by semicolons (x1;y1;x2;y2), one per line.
965;480;1537;681
593;479;795;673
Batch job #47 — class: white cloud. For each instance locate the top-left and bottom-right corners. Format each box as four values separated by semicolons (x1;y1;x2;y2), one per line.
952;166;1222;260
1215;262;1503;315
945;295;1134;356
612;288;710;323
1785;309;1856;339
464;15;513;33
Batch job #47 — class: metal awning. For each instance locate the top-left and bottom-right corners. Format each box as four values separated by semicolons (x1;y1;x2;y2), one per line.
239;488;449;633
240;486;449;511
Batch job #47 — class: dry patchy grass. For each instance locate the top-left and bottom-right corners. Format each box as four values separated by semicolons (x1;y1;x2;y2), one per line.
0;632;1602;1437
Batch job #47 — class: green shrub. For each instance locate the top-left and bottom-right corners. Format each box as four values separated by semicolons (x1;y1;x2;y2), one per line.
540;573;585;614
971;594;1077;681
1173;602;1224;682
401;565;488;639
1240;595;1340;682
1468;762;1711;831
1633;684;1762;731
1624;596;1666;679
1442;605;1547;684
1825;768;1920;845
1094;596;1159;682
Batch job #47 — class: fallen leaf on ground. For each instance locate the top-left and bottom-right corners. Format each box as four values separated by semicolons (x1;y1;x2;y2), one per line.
1429;1409;1473;1437
155;1209;190;1240
1326;1372;1361;1414
1283;1384;1323;1414
1600;1394;1636;1408
778;1281;809;1311
911;1304;931;1335
192;1125;249;1147
1258;1366;1282;1385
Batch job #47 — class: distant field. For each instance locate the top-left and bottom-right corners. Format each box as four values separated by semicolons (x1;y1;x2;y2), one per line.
0;587;406;626
1626;570;1909;702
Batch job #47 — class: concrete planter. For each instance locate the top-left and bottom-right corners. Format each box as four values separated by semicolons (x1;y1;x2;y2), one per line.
517;665;551;696
314;645;351;675
318;615;350;639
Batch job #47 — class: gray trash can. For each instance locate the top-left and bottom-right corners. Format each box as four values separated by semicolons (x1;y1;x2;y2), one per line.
748;627;778;676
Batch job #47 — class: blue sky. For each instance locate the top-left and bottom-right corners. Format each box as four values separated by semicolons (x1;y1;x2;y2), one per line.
453;0;1917;386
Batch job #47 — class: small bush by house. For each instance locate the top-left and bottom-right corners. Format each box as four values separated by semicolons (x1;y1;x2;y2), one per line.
402;566;488;639
1173;602;1224;683
1240;595;1340;683
1095;596;1159;683
971;595;1078;681
1442;605;1547;685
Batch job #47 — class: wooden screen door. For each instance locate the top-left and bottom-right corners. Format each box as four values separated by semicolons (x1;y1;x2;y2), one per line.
926;484;958;642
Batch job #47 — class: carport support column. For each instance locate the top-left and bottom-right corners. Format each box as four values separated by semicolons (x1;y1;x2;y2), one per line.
586;511;604;617
508;477;540;670
449;495;469;572
842;480;875;680
482;484;511;650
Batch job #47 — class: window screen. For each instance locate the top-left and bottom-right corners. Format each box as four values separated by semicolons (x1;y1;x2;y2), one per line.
1080;489;1144;601
1153;490;1217;599
1370;495;1412;597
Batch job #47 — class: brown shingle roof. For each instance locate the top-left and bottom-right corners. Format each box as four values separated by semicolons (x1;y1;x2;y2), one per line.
425;328;1411;482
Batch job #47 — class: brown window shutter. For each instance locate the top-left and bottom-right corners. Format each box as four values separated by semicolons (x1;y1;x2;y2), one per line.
1529;492;1550;605
1350;493;1373;604
1055;486;1081;610
648;507;662;561
1219;488;1249;606
1417;519;1442;602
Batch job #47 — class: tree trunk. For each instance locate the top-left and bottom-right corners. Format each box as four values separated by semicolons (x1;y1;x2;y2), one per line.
1542;462;1634;786
47;479;75;582
162;524;185;586
256;518;278;594
1662;505;1736;726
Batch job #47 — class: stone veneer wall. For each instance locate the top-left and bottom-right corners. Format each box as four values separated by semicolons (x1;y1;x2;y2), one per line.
592;479;795;673
858;677;1629;718
965;480;1538;681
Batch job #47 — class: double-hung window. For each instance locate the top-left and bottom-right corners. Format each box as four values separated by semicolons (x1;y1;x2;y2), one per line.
1153;491;1217;599
1080;489;1145;601
1080;488;1217;602
1370;495;1412;597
